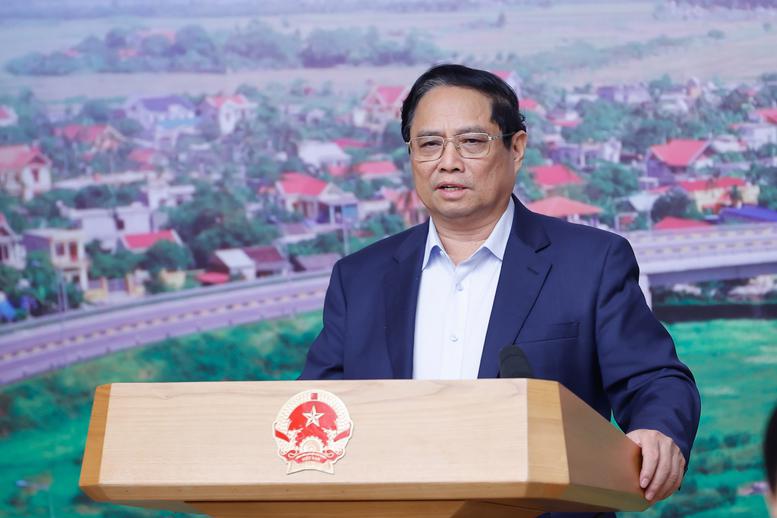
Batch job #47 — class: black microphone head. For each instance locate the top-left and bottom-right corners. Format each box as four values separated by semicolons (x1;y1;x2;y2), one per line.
499;345;534;379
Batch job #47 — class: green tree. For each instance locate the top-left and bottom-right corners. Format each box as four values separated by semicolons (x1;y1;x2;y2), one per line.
585;162;639;202
141;241;193;274
651;189;702;222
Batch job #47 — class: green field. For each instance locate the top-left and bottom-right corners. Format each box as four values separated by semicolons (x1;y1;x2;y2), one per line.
2;1;777;100
0;317;775;517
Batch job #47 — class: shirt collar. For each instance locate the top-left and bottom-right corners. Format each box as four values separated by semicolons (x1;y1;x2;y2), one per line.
422;197;515;269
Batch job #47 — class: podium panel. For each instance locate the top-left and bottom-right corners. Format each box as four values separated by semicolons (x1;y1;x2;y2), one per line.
80;379;646;518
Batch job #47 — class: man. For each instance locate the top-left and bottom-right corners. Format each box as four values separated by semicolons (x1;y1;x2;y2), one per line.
300;64;701;516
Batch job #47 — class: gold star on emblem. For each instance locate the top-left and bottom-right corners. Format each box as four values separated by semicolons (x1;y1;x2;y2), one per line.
303;405;324;427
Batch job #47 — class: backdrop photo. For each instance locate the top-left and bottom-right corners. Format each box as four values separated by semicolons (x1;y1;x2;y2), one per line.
1;1;776;516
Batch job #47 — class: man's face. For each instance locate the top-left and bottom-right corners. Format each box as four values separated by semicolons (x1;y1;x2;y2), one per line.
408;85;527;227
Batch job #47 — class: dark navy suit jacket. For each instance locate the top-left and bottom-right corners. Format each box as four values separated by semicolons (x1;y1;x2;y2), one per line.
300;198;701;518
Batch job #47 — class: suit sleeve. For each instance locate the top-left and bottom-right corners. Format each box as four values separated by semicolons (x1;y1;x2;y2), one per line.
298;260;347;380
595;236;701;464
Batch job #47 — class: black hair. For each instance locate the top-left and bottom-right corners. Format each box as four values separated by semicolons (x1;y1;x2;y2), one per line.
400;63;527;148
766;404;777;493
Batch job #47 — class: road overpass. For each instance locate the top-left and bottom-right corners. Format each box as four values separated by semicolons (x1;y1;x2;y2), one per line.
627;223;777;307
2;222;776;385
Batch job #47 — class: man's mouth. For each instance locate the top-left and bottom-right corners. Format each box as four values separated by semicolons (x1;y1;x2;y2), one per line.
437;184;466;191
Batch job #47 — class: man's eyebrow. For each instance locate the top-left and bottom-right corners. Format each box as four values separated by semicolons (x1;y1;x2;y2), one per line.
413;126;491;138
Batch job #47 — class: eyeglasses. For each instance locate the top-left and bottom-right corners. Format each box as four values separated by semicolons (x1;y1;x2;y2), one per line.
406;132;515;162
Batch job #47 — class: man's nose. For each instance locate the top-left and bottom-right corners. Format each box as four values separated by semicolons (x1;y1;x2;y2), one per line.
438;139;464;171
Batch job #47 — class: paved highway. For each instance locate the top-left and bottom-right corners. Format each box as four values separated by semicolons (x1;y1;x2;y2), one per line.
0;273;329;385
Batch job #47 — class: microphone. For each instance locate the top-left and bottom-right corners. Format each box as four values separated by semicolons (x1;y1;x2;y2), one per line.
498;345;534;378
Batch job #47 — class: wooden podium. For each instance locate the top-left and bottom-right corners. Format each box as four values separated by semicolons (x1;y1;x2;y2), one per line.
79;379;649;518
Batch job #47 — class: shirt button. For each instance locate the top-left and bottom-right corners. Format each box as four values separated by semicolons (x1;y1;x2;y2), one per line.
456;283;463;292
450;335;458;342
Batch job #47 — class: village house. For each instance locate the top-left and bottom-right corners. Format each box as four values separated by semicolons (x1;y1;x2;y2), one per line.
273;172;358;227
526;196;602;226
653;216;711;231
0;105;18;127
142;176;195;211
208;249;257;281
352;160;403;182
274;222;317;247
298;140;351;174
243;245;291;277
547;139;622;170
732;122;777;150
528;164;584;196
719;205;777;224
752;107;777;125
353;84;408;134
381;187;428;227
596;84;652;106
676;176;759;213
125;95;196;132
645;139;712;184
198;94;257;135
22;228;89;291
59;202;153;251
118;229;183;254
0;145;52;201
290;252;341;273
0;213;25;269
55;124;125;154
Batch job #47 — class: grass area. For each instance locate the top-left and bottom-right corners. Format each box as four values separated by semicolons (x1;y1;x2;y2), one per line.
621;319;777;518
0;310;323;518
0;317;774;517
1;2;776;99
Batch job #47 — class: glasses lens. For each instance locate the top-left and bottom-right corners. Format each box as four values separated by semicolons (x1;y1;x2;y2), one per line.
456;133;491;158
411;136;444;161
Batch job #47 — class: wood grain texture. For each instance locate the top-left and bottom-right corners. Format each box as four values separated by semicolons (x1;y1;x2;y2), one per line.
79;384;111;501
79;379;647;516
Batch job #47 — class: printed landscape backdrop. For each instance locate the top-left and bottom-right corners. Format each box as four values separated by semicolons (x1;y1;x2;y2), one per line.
1;0;777;516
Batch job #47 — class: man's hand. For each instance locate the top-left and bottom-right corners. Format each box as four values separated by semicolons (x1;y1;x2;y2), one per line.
626;429;686;502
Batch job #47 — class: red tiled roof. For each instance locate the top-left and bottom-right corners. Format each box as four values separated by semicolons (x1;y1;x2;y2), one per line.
649;139;709;167
0;145;49;169
521;98;541;111
529;164;583;188
207;94;250;109
549;118;581;128
678;176;745;192
56;124;110;143
355;160;399;176
527;196;602;218
279;172;328;196
375;86;406;106
327;164;349;177
654;217;711;230
756;108;777;124
129;147;156;164
0;106;12;120
198;271;229;285
122;230;178;250
334;138;370;149
492;70;512;81
243;245;284;264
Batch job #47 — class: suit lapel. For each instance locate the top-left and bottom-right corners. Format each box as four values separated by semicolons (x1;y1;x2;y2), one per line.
478;199;552;378
383;222;427;379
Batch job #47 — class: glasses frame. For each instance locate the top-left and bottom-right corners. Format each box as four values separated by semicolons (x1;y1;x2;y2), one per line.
406;131;516;162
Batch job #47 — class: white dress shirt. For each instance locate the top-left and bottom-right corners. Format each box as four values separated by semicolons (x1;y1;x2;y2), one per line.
412;198;515;380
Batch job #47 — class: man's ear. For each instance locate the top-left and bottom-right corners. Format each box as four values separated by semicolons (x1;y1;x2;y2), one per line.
512;131;528;169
